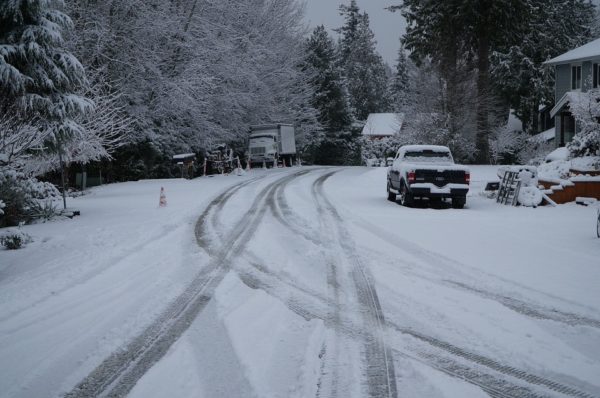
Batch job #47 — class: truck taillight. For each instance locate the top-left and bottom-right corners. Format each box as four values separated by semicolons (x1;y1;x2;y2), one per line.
465;172;470;184
408;171;416;183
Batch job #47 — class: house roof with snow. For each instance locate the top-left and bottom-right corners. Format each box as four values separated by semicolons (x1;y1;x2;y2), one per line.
361;113;404;137
550;91;585;118
545;38;600;65
528;128;555;144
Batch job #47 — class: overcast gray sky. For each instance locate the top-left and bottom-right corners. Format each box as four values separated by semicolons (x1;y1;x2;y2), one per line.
303;0;407;66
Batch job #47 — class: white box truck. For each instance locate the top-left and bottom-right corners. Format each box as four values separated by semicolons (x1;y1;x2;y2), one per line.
248;124;297;167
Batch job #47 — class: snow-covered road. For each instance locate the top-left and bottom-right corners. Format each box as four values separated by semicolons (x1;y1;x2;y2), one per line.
1;167;599;398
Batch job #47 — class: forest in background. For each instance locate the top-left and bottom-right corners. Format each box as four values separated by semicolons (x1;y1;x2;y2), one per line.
1;0;600;227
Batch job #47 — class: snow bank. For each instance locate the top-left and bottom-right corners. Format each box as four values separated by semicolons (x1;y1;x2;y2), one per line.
538;154;600;183
545;147;570;162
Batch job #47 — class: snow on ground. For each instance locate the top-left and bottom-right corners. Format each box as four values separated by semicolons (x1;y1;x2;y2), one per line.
1;166;599;398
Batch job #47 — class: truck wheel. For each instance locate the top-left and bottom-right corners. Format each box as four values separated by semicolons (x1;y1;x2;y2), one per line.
387;181;396;202
399;182;413;207
452;197;466;209
597;211;600;238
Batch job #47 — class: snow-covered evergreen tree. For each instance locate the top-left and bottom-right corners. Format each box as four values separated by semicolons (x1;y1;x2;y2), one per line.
336;0;361;65
393;0;530;163
0;0;91;135
389;43;411;111
305;26;351;134
337;6;390;121
491;0;595;134
304;25;354;164
1;0;92;209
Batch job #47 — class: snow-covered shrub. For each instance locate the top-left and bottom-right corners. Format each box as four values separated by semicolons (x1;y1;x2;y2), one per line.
401;112;476;164
523;140;555;166
26;201;59;222
360;135;410;165
568;89;600;158
490;126;527;165
0;169;61;227
0;230;32;250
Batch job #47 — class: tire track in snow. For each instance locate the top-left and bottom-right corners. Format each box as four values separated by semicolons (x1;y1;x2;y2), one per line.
387;321;599;398
308;171;596;398
351;217;600;330
392;348;548;398
270;169;323;245
198;250;596;398
194;171;596;398
195;175;266;250
64;171;304;398
312;170;398;398
444;281;600;330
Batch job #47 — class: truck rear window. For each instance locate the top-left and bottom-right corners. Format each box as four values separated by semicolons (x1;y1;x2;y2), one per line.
404;150;452;162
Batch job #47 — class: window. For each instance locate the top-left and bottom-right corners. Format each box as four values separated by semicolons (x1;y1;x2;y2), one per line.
594;63;599;89
572;65;582;90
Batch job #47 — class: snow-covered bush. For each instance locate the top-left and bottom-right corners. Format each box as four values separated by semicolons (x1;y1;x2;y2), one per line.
360;135;410;165
0;169;61;227
0;230;32;250
523;140;555;166
491;127;527;164
568;89;600;158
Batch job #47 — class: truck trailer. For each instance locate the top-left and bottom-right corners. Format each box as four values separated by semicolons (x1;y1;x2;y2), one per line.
248;124;297;168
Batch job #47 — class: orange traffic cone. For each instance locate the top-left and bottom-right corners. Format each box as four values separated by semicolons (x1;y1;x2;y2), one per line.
159;187;167;207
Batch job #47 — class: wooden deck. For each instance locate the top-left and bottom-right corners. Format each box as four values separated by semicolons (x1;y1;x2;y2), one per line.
539;179;600;204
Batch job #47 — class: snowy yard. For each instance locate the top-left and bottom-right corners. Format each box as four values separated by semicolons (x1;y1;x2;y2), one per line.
1;166;599;398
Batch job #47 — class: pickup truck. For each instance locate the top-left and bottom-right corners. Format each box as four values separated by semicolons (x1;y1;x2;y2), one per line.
387;145;470;208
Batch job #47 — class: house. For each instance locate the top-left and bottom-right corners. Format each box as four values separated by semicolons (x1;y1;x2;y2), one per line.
545;38;600;147
361;113;404;140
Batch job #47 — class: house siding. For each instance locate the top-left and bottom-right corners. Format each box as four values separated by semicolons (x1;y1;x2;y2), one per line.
555;64;571;102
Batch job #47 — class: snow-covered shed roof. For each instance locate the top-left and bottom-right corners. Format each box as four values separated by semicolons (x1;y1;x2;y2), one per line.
528;128;555;144
545;38;600;65
361;113;404;137
172;153;196;160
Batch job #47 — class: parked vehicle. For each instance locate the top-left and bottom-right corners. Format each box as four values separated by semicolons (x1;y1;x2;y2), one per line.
597;209;600;238
206;143;235;175
387;145;470;208
248;124;296;168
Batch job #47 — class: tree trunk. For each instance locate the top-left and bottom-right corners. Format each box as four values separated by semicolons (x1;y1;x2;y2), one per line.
531;101;539;134
58;142;68;210
475;34;491;164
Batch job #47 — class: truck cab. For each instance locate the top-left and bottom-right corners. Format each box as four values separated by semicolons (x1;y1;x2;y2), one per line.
249;131;278;168
248;124;296;168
